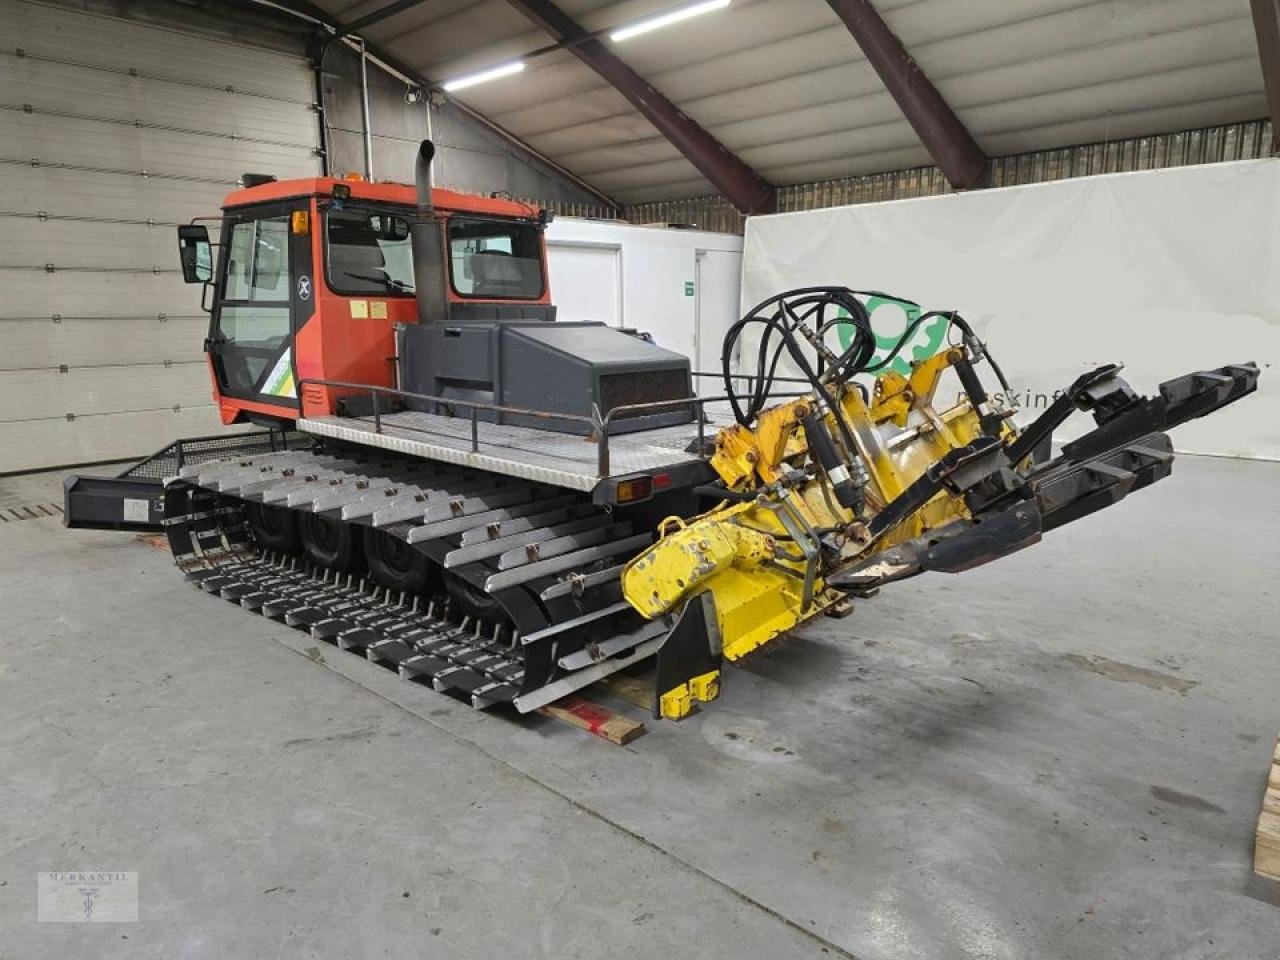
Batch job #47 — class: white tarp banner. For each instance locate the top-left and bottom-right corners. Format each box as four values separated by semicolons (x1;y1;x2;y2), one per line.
741;159;1280;459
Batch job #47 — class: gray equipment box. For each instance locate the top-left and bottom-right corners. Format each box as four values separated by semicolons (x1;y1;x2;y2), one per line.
398;320;695;436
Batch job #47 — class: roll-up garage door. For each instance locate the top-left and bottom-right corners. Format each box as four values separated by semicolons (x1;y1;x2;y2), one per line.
0;0;321;473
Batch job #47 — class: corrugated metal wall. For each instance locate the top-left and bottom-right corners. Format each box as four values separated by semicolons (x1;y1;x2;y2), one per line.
617;118;1275;234
0;0;321;473
320;42;613;209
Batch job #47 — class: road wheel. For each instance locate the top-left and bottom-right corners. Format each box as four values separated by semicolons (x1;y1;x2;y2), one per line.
299;513;363;573
445;571;503;620
243;502;298;553
363;527;431;595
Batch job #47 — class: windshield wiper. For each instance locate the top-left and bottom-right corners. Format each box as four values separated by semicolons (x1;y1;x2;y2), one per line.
343;270;413;293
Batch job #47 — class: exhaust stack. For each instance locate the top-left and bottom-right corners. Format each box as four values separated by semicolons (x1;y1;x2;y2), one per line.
412;140;449;326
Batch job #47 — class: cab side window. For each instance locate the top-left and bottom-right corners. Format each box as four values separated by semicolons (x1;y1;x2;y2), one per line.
448;219;543;299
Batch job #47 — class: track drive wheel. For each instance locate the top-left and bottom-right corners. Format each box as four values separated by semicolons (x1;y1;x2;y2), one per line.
299;513;363;573
363;527;432;594
244;503;299;553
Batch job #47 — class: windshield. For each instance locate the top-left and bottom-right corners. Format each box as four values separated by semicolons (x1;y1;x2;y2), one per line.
448;218;544;300
326;207;415;296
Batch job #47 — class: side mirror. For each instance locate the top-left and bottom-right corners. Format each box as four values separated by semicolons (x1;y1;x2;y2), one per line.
177;224;212;284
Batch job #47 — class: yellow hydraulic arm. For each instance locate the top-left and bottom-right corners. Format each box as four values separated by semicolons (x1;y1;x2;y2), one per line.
623;346;995;718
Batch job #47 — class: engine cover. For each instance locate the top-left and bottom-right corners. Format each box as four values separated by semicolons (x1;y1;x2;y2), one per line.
398;320;694;435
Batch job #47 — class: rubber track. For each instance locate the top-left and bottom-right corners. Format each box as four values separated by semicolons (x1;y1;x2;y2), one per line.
163;449;662;711
185;555;528;705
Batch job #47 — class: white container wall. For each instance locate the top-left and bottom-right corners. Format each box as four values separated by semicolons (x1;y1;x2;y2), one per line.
742;160;1280;460
545;219;743;377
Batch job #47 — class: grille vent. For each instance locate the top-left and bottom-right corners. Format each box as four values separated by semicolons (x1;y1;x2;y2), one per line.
598;369;691;421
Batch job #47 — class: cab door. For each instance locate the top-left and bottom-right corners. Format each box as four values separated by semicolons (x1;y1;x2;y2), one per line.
208;200;312;413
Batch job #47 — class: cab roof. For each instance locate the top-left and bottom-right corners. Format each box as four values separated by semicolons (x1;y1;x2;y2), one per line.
222;176;541;219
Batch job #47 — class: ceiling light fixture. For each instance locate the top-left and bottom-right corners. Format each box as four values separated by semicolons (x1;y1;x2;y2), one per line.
609;0;731;43
436;1;731;94
441;60;526;92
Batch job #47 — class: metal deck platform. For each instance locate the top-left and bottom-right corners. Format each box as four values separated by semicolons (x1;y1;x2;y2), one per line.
298;409;733;492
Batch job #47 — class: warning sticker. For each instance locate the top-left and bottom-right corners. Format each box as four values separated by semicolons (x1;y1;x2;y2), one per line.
350;300;369;319
122;499;150;523
262;348;296;399
370;301;388;320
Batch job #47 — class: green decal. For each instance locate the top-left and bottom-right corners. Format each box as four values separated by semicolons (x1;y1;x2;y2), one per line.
834;296;950;377
684;281;695;296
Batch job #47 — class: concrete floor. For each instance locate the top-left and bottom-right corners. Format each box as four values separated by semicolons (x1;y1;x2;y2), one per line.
2;455;1279;959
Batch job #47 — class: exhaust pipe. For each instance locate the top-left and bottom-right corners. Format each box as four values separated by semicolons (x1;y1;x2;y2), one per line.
412;140;449;326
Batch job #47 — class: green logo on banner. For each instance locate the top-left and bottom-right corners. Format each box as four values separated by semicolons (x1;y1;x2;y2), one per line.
834;296;950;377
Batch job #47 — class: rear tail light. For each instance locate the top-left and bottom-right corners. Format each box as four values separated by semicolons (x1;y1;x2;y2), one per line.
614;476;654;503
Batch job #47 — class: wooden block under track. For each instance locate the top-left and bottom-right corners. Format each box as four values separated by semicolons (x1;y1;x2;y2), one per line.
539;695;645;746
597;672;655;712
1254;738;1280;881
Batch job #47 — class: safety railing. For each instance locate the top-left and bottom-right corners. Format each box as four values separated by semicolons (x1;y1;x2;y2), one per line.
298;374;811;480
121;428;299;480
